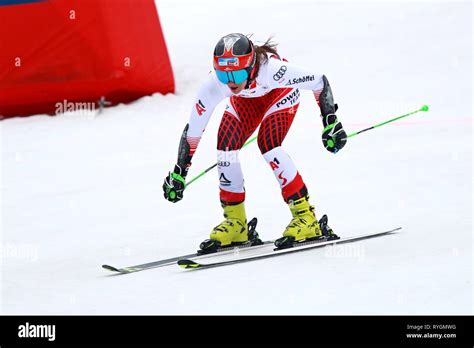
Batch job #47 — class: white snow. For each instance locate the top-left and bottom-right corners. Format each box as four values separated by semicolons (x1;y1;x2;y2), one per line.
0;0;472;314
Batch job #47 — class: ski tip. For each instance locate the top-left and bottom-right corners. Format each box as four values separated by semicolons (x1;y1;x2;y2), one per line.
177;259;201;269
102;265;141;274
102;264;120;272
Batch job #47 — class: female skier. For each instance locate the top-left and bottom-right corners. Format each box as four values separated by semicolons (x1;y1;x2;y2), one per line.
163;33;346;250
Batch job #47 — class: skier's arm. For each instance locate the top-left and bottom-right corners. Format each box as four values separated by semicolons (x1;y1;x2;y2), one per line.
268;60;347;153
163;73;227;203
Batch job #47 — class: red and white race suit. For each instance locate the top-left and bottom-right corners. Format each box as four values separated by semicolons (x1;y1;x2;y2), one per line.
186;56;328;204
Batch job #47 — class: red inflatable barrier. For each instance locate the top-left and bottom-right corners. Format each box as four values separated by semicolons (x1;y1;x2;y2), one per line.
0;0;174;118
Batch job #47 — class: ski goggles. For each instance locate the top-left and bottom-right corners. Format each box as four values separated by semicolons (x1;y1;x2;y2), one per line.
215;69;249;85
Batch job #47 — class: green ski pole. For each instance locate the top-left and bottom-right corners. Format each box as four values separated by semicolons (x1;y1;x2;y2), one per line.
186;105;429;186
186;135;258;187
346;104;429;139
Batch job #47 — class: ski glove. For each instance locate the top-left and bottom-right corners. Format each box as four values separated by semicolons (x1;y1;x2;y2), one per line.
322;114;347;153
163;165;186;203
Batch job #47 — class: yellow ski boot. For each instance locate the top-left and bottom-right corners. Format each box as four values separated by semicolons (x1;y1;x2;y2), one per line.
275;196;323;249
199;202;249;253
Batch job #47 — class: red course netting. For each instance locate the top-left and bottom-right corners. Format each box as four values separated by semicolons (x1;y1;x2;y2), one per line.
0;0;174;118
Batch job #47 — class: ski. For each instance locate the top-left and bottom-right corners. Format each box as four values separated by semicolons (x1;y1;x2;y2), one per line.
102;241;274;274
177;227;401;270
102;251;199;274
102;217;272;274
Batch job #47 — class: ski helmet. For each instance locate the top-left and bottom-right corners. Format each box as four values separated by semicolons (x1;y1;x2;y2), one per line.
213;33;256;84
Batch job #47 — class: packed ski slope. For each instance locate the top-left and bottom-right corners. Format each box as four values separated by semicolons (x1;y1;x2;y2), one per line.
1;0;472;314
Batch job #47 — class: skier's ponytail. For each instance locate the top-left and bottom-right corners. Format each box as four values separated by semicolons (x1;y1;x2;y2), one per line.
254;36;279;64
248;35;279;80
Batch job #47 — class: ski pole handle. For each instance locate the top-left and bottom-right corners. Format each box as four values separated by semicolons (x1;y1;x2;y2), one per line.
346;105;429;139
186;135;258;187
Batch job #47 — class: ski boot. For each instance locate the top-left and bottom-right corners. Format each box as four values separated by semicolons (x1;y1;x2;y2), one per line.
198;202;263;254
275;196;326;249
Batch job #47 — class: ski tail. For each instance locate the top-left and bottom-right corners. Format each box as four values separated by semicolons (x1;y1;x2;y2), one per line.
178;259;202;269
102;264;121;272
102;217;269;274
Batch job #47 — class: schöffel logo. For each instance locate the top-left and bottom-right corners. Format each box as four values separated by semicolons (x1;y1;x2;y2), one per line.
285;75;315;86
273;65;287;81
